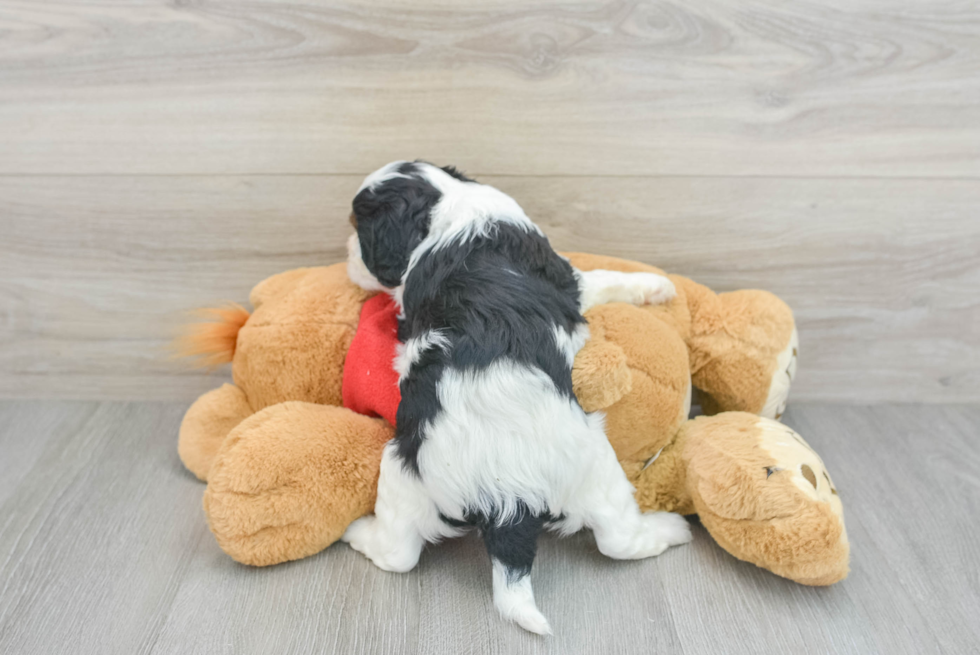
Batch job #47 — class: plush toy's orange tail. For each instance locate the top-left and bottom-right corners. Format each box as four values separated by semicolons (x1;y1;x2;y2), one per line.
174;303;251;368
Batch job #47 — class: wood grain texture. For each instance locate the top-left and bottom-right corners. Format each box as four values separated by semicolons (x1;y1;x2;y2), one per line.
0;401;97;505
0;402;208;655
0;0;977;401
1;175;977;402
1;401;978;654
0;1;978;176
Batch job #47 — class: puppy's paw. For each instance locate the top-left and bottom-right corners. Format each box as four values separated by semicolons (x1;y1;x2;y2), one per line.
633;513;691;559
342;517;421;573
601;512;692;560
640;511;693;549
628;273;676;306
341;516;376;551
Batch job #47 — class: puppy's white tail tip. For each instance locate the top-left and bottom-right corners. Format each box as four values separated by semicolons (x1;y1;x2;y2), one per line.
496;590;552;635
492;562;552;635
512;605;553;636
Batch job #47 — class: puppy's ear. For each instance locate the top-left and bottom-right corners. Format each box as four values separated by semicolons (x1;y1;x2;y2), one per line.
352;176;437;287
439;165;476;183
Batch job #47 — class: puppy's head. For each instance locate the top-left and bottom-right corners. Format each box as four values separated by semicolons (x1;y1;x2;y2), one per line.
348;161;477;290
347;162;432;289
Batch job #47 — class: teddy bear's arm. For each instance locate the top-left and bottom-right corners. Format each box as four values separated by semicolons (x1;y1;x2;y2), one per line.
572;336;633;412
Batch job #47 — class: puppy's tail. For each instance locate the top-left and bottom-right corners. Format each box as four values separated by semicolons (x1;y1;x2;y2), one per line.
173;303;250;368
481;506;551;635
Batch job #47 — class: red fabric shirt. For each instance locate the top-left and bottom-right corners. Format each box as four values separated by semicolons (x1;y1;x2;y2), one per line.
341;293;402;426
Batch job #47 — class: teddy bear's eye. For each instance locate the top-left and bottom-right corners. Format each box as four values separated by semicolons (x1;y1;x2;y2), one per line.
765;466;782;478
800;464;818;488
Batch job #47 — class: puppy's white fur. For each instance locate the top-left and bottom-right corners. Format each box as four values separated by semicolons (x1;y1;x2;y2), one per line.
404;164;540;278
343;163;690;635
420;361;606;524
394;330;451;383
343;442;462;573
346;233;386;293
492;558;552;635
576;268;677;313
552;322;591;368
357;160;414;194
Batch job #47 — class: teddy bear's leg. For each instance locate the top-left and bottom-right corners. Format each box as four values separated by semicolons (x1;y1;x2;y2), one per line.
563;437;692;560
678;278;798;419
759;327;798;419
203;402;394;566
178;383;253;481
342;443;458;573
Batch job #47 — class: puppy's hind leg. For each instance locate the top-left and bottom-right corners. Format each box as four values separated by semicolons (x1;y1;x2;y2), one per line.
480;506;551;635
342;443;445;572
567;434;692;560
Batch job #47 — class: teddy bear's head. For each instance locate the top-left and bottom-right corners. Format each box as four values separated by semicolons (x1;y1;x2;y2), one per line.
233;265;373;411
683;413;849;585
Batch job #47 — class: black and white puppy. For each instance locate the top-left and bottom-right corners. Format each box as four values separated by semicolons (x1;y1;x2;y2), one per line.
343;161;691;635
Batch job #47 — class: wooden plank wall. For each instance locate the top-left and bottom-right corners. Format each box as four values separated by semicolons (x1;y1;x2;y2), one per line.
0;0;977;402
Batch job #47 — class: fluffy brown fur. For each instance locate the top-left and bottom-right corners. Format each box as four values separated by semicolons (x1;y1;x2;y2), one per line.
174;255;848;585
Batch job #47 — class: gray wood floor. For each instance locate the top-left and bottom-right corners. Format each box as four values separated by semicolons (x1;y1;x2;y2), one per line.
0;402;977;655
2;0;979;404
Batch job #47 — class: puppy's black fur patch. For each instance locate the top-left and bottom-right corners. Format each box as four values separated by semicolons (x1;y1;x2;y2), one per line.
352;161;584;589
441;505;564;583
479;502;544;583
395;223;584;475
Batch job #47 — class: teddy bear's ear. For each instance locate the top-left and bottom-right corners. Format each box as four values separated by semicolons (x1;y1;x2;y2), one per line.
572;339;633;412
687;415;804;522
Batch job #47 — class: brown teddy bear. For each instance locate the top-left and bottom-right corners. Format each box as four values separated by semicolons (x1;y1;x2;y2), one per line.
177;253;849;585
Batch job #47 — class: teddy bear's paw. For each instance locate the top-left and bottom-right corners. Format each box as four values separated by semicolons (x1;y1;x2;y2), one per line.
201;403;394;566
761;327;799;420
342;516;422;573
